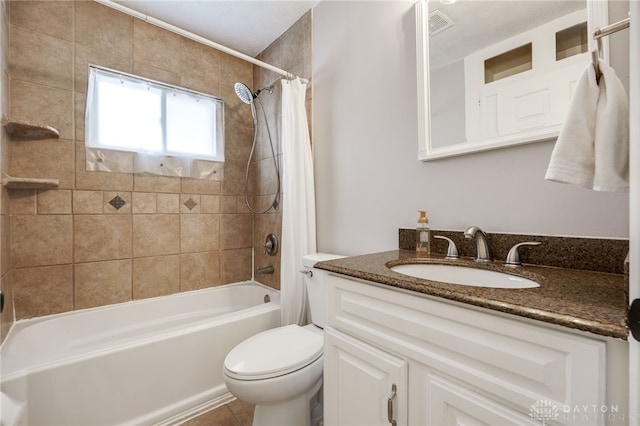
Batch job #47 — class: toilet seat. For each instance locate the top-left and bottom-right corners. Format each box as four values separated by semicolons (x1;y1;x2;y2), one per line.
223;324;323;380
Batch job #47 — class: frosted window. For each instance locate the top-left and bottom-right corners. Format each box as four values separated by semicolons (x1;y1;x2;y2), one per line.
86;65;224;164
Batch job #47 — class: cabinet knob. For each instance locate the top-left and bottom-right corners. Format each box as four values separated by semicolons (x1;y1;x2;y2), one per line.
387;383;397;426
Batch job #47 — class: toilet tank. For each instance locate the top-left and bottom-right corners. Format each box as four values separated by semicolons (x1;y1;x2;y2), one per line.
302;253;345;329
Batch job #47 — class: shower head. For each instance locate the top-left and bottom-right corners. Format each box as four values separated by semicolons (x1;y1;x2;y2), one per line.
234;82;255;104
234;82;274;104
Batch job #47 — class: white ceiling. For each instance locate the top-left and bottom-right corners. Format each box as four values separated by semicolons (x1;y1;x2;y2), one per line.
112;0;321;57
110;1;587;67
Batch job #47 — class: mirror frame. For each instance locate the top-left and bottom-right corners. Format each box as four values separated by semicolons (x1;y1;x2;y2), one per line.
416;0;610;161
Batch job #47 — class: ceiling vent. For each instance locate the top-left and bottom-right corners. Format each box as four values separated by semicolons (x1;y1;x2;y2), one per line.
429;10;454;36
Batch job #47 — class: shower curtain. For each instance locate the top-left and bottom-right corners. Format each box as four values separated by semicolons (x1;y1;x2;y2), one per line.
280;78;317;326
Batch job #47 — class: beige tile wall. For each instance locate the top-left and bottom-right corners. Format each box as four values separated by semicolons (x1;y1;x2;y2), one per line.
251;12;313;289
5;0;261;320
1;0;13;342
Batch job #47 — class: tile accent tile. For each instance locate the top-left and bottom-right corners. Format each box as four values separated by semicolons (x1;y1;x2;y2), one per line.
180;251;220;291
133;255;179;299
74;260;132;310
14;265;73;319
74;215;132;262
133;214;180;257
37;190;71;214
104;191;131;214
183;198;197;211
11;215;73;267
181;195;200;213
108;194;127;210
180;214;219;253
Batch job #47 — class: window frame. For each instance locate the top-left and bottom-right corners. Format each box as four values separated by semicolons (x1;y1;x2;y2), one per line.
85;64;225;163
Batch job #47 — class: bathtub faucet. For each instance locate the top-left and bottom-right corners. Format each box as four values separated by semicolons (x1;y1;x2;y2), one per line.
256;265;275;275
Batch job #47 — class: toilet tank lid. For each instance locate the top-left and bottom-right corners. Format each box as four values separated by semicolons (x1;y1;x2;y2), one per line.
302;253;345;268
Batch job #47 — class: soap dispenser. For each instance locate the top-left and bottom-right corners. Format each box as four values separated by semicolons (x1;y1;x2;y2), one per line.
416;210;431;254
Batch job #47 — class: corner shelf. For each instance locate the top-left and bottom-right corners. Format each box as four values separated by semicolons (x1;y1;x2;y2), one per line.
1;116;61;190
2;176;60;190
2;117;60;141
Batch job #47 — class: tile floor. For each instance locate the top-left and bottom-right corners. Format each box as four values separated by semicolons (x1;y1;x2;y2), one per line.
181;399;254;426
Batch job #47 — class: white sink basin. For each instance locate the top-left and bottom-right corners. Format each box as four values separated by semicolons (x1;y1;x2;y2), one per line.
389;263;539;289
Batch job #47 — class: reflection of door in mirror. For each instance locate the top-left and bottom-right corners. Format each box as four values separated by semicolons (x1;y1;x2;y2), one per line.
429;0;587;147
426;0;591;153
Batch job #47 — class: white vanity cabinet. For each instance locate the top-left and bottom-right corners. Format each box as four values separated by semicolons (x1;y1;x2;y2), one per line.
323;273;627;426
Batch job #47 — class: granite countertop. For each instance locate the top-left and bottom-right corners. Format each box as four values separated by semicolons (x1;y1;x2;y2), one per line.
316;250;628;340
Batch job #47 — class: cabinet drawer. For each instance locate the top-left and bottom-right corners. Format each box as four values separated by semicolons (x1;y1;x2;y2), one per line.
327;273;606;416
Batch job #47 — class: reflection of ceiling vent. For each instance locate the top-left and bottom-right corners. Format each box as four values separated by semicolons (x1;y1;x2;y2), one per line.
429;10;454;36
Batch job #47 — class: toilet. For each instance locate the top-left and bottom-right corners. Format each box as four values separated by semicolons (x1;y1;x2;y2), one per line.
223;253;344;426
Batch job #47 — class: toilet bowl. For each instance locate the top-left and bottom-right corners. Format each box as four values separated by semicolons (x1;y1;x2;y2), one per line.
222;253;344;426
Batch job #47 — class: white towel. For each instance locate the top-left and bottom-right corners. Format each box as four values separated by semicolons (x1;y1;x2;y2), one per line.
545;59;629;191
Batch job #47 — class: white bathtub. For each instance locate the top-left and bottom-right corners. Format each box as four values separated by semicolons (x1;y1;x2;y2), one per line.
0;281;281;426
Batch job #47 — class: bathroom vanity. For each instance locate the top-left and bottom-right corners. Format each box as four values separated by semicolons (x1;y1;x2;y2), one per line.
317;251;628;426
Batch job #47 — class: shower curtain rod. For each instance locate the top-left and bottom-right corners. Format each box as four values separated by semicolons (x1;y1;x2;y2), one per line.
94;0;309;84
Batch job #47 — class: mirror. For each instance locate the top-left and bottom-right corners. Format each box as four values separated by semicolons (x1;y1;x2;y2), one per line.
416;0;609;161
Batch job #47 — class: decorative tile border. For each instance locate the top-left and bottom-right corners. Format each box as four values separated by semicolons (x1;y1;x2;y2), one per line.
399;228;629;274
108;194;126;210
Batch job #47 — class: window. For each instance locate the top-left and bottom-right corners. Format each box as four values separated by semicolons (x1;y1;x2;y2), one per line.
85;65;224;179
484;43;533;84
555;22;588;61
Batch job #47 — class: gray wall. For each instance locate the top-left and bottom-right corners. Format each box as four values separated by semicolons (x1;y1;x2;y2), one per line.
313;1;629;256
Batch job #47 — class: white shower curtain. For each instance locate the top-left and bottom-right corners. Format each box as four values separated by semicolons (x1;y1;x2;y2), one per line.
280;78;317;326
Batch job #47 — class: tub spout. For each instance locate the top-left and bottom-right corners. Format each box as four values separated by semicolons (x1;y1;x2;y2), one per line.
256;265;275;275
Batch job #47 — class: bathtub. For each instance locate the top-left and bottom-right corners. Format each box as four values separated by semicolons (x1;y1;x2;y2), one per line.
0;281;281;426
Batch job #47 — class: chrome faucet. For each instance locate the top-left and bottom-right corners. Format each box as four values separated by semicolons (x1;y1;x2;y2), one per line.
464;226;491;263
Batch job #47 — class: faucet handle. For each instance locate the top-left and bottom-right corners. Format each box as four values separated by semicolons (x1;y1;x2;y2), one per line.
434;236;459;259
505;242;542;267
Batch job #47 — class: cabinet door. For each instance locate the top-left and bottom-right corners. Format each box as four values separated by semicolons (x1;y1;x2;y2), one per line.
426;374;538;426
324;327;408;426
